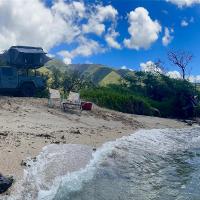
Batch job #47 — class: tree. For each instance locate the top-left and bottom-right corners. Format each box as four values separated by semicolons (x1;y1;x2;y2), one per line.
51;67;62;89
168;50;193;80
154;59;166;74
61;70;93;93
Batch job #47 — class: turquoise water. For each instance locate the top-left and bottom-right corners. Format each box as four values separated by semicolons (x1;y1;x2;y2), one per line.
9;127;200;200
51;128;200;200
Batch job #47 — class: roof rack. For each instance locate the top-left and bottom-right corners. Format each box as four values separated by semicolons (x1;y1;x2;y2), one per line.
0;46;50;69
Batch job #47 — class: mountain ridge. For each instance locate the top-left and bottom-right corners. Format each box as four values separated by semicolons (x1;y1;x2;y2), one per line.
44;59;134;85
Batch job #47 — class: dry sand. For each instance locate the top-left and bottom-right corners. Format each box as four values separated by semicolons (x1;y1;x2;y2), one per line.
0;96;188;183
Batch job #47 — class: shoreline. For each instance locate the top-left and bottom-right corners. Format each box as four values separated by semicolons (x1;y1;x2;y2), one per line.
0;97;191;195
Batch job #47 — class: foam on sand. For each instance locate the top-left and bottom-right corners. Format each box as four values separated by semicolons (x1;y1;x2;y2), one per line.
6;127;200;200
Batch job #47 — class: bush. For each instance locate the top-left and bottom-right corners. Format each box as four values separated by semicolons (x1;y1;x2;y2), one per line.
195;105;200;118
81;87;152;115
150;98;177;118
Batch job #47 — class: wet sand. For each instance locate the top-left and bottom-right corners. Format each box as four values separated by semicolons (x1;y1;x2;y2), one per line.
0;97;188;183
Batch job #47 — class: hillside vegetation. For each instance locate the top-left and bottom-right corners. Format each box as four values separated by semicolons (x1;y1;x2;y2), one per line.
41;59;200;119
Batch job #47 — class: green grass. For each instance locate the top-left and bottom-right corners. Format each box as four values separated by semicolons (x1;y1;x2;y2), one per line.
99;71;122;86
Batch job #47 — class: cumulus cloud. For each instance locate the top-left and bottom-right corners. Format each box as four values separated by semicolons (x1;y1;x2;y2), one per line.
124;7;161;50
121;66;127;70
105;29;121;49
166;71;181;79
0;0;81;51
166;0;200;7
140;61;162;73
166;71;200;83
82;5;118;36
181;17;194;27
52;1;86;20
181;20;189;27
58;51;73;64
162;27;174;46
0;0;121;63
188;75;200;83
121;66;134;71
58;37;105;64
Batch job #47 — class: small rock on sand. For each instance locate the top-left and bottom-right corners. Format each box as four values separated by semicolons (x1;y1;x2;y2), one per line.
0;174;14;194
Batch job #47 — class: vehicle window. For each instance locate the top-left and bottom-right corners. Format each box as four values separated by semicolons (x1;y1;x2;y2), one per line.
2;68;13;76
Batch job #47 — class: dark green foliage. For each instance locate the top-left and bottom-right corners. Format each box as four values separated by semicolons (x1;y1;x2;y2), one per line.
43;63;199;119
81;73;199;119
195;105;200;117
123;73;198;118
81;87;152;115
61;70;93;93
35;88;49;98
51;67;62;89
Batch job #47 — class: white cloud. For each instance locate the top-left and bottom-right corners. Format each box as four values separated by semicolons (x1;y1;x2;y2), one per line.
121;66;127;70
52;1;86;20
58;37;105;64
181;17;194;27
140;61;162;73
82;5;118;36
47;53;55;58
188;75;200;83
72;37;105;57
166;0;200;7
0;0;121;63
181;20;189;27
121;66;134;71
162;27;174;46
166;71;181;79
0;0;81;51
124;7;161;50
105;29;121;49
58;51;73;64
166;71;200;82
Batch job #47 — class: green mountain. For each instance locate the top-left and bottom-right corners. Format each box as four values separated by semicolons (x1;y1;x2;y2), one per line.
44;59;134;86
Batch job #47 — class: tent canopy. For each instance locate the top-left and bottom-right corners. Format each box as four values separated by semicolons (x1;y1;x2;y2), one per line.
0;46;51;69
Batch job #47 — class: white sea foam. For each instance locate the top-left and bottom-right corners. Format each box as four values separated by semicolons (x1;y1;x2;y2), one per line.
6;127;200;200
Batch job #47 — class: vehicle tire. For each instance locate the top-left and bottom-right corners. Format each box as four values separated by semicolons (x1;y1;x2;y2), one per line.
21;83;36;97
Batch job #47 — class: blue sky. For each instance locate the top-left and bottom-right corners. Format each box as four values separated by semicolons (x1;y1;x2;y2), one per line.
47;0;200;75
0;0;200;78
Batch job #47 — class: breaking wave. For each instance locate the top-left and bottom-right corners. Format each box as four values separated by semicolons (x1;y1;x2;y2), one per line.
8;127;200;200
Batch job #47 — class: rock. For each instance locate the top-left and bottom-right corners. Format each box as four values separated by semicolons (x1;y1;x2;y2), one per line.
0;174;14;194
183;120;196;126
71;129;81;134
36;133;53;139
61;135;65;140
0;132;8;137
21;160;28;167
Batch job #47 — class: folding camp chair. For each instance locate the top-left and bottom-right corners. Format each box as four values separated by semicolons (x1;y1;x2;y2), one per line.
61;91;82;111
48;88;62;108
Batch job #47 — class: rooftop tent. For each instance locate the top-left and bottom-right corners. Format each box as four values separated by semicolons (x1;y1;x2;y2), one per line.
0;46;51;69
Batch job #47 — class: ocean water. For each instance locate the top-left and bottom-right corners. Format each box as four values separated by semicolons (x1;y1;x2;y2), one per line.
8;127;200;200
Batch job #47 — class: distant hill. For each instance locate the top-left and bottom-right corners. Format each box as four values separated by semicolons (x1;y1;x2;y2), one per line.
44;59;134;86
44;59;68;72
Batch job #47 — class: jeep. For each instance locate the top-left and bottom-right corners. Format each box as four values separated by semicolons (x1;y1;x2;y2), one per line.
0;66;45;96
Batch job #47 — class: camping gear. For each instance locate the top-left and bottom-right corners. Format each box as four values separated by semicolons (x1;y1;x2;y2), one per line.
48;88;61;108
81;101;93;111
0;46;50;69
62;92;82;111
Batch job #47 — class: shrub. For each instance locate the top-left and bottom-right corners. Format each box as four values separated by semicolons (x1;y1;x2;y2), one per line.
81;87;152;115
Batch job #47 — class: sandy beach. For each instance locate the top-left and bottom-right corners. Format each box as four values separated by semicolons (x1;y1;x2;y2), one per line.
0;96;189;187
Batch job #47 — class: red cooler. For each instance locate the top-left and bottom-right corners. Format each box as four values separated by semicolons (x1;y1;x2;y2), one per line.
81;102;93;110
